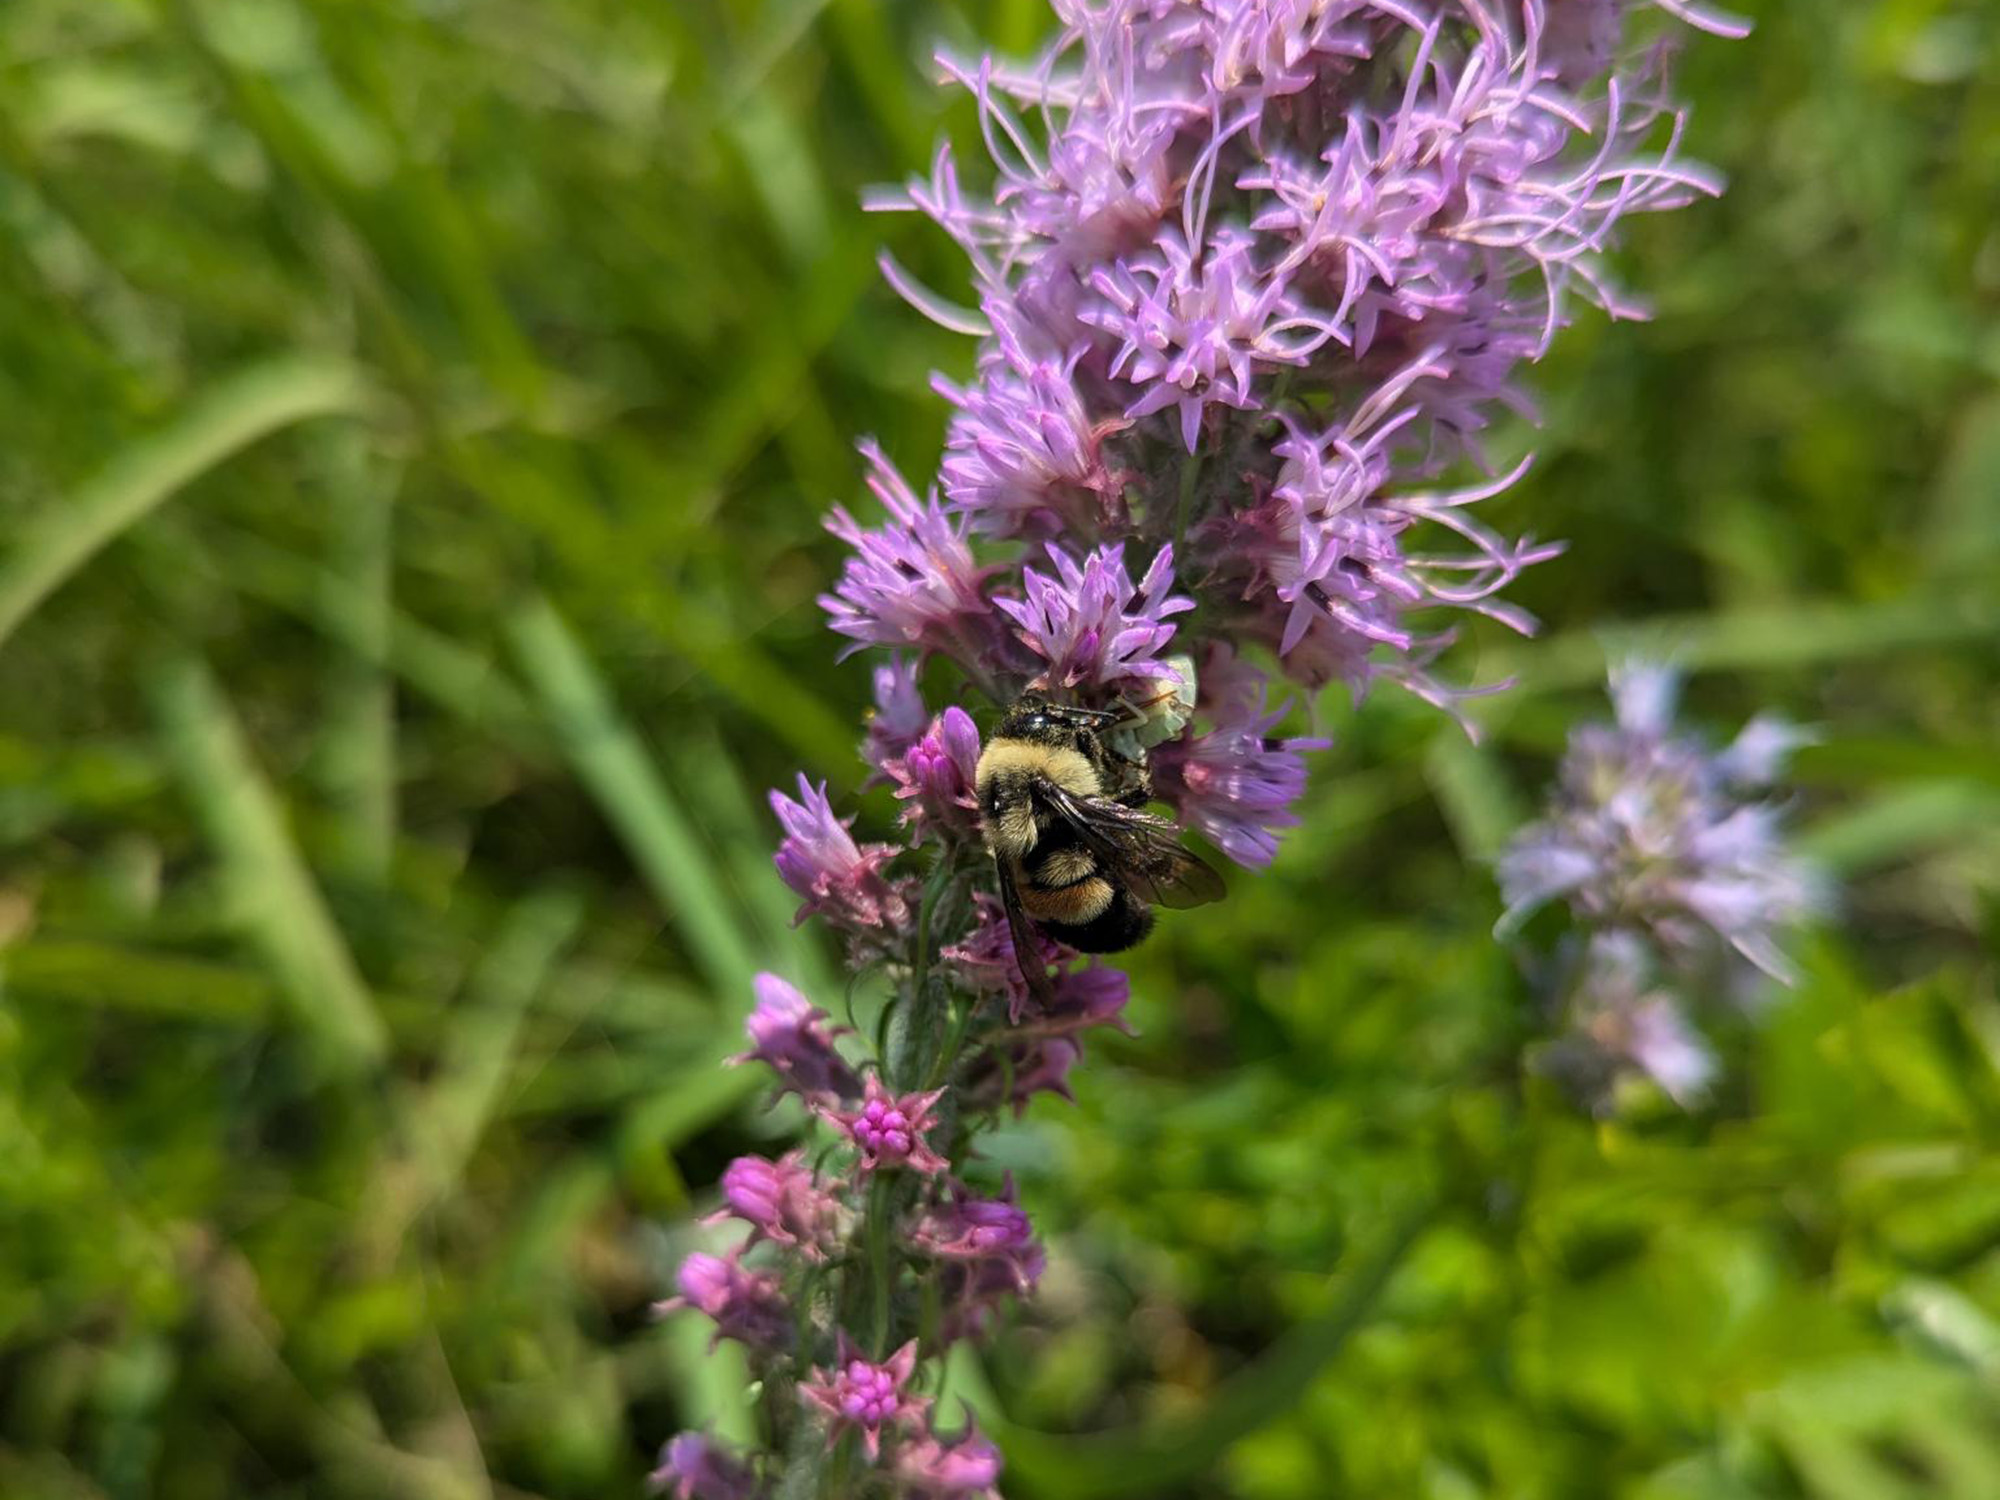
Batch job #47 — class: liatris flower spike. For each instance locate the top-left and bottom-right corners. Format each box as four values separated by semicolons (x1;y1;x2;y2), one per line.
1499;662;1824;1109
658;5;1742;1493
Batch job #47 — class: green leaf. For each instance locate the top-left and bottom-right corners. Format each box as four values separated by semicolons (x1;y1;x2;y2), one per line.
0;356;370;649
400;889;587;1202
149;652;387;1069
1799;782;2000;873
508;598;760;1001
991;1201;1435;1499
2;939;274;1022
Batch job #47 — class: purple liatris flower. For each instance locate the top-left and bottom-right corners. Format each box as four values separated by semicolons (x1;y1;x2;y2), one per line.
996;542;1193;693
820;442;1011;673
1083;225;1330;452
962;1033;1084;1116
650;1432;765;1500
906;1180;1040;1265
885;707;984;842
661;3;1741;1490
770;774;913;935
908;1181;1047;1341
864;0;1737;714
661;1251;793;1353
1151;644;1329;868
943;894;1134;1031
735;973;861;1101
799;1337;930;1459
711;1150;848;1259
936;323;1131;539
1011;964;1133;1038
828;1078;951;1176
864;655;933;778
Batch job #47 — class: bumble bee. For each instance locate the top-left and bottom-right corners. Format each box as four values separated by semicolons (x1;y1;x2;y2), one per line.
976;691;1224;995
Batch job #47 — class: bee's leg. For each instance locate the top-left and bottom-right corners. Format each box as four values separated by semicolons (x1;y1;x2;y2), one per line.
1112;762;1154;807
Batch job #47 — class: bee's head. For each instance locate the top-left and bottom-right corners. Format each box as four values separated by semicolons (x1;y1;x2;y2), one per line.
999;691;1117;752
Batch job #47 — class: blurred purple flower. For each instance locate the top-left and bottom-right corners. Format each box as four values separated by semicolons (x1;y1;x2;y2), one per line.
650;1432;764;1500
712;1151;847;1261
661;1251;792;1354
892;1420;1005;1499
734;973;860;1102
1497;662;1823;983
1536;931;1718;1109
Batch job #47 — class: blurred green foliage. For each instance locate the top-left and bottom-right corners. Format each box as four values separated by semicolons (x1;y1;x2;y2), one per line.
1;0;1997;1497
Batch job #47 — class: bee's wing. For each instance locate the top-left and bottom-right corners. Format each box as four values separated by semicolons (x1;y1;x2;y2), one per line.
993;854;1059;1004
1033;781;1226;910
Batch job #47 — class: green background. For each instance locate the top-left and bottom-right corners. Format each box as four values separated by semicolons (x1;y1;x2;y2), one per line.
2;0;1997;1496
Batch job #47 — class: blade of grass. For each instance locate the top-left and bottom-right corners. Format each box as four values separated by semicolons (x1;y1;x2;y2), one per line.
0;356;370;649
663;727;837;999
991;1199;1436;1499
1482;592;2000;700
209;528;542;744
1799;782;2000;875
1425;730;1527;864
150;653;387;1069
164;0;546;416
613;1062;764;1209
508;598;758;1000
445;439;852;770
2;939;275;1023
403;888;587;1201
312;428;398;882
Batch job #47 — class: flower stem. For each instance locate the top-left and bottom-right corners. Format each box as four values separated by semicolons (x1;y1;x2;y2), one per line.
866;1172;896;1357
1174;438;1205;557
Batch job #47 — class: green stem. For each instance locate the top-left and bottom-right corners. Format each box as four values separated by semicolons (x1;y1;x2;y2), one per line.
866;1173;895;1358
1174;439;1205;557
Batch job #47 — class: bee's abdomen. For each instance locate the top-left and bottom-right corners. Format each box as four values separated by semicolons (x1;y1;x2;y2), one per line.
1039;886;1154;954
1020;820;1095;889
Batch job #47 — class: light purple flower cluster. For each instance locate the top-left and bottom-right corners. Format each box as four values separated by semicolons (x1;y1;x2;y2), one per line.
659;3;1739;1492
1498;663;1823;1107
869;0;1743;732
